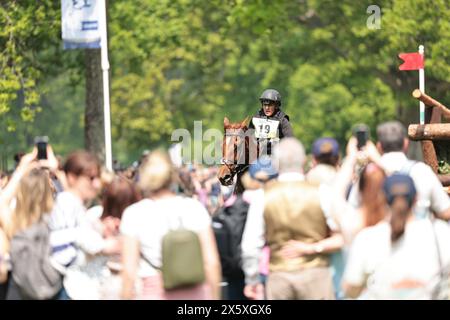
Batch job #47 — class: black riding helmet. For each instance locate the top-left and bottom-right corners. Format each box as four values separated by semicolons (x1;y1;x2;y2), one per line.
259;89;281;107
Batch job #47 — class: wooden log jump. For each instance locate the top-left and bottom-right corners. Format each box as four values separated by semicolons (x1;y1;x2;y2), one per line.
408;123;450;140
409;90;450;140
409;90;450;189
412;89;450;119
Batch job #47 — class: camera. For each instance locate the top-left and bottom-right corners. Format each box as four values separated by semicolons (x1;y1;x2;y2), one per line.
353;124;369;150
34;136;49;160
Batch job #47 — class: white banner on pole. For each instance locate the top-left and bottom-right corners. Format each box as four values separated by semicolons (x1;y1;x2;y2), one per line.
61;0;101;49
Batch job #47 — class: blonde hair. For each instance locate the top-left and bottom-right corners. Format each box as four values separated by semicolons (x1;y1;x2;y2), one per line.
139;150;174;193
10;169;54;236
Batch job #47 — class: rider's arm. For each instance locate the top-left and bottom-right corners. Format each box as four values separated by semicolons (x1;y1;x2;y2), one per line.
280;117;294;138
248;115;255;129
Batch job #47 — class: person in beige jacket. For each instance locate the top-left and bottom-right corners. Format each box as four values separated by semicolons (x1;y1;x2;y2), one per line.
242;138;343;300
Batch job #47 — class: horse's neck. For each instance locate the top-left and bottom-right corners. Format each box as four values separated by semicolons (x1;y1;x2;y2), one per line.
222;126;257;165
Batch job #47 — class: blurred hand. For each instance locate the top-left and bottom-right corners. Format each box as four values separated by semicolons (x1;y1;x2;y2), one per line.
280;240;313;259
16;148;38;173
345;137;358;159
243;283;264;300
347;137;372;166
38;144;59;171
365;140;382;164
18;148;37;168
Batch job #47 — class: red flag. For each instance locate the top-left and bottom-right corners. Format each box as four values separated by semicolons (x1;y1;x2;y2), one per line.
398;52;424;70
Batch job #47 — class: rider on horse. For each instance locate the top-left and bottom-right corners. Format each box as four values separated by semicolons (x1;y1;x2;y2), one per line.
249;89;293;156
218;89;293;192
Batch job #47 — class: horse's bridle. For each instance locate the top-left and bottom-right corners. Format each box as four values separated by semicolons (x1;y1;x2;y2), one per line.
220;158;249;176
221;130;249;177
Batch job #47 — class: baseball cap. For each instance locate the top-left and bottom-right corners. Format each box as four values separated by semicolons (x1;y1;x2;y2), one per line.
249;156;278;182
312;137;339;158
383;173;417;206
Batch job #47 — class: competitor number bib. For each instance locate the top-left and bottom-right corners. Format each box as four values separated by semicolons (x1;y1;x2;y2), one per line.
252;117;279;139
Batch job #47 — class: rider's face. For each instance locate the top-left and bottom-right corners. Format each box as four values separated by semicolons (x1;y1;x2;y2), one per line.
262;101;276;117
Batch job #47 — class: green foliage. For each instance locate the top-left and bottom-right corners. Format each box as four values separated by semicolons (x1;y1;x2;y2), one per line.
1;0;449;167
0;1;61;127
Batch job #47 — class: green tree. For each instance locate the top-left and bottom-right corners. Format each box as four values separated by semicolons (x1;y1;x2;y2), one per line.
1;0;449;168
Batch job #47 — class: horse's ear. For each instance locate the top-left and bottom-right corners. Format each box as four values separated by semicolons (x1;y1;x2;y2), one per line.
224;117;230;127
241;116;251;128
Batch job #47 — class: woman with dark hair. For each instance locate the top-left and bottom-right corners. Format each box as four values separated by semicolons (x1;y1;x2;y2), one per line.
331;137;388;245
49;151;103;270
101;176;141;219
48;150;123;299
358;163;387;228
343;174;450;299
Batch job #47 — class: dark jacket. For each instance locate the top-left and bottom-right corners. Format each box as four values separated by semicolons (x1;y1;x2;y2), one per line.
249;108;293;139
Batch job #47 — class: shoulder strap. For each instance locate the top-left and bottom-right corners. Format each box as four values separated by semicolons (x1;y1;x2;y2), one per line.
141;252;160;270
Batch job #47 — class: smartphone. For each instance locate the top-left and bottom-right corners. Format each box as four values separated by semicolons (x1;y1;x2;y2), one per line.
35;136;49;160
353;124;369;150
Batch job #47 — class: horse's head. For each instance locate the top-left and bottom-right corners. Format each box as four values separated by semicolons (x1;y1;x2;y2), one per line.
217;116;251;186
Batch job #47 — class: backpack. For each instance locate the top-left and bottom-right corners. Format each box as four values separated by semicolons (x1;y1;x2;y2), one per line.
9;218;63;300
212;195;250;279
142;212;206;291
161;226;205;290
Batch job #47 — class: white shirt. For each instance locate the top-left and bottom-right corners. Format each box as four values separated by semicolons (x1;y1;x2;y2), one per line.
278;172;305;182
306;164;337;186
120;196;211;278
380;152;450;218
241;188;266;284
344;219;450;299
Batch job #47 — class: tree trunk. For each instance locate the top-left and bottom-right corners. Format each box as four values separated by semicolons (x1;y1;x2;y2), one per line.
84;49;105;164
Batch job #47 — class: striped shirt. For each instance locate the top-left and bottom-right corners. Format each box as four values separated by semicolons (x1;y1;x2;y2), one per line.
48;192;105;270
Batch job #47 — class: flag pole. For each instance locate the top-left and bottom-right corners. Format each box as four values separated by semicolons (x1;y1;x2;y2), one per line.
419;45;425;125
99;0;112;172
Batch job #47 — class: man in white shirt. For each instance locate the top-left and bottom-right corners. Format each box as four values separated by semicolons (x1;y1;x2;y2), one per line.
376;121;450;220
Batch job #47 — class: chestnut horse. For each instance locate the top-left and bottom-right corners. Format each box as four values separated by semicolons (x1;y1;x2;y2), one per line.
217;117;258;194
